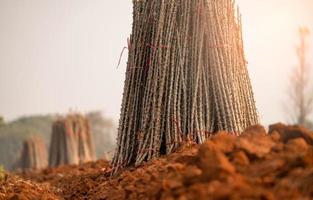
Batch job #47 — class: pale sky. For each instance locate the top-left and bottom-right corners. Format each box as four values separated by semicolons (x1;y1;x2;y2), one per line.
0;0;312;126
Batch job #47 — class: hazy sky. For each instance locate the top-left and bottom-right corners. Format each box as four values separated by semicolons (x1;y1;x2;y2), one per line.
0;0;313;126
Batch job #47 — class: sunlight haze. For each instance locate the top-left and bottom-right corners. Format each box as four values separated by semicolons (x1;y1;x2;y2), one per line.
0;0;312;125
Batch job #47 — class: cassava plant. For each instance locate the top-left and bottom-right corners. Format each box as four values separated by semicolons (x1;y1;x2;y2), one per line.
113;0;258;170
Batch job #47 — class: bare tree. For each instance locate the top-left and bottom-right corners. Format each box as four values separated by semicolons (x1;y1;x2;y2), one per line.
288;27;312;126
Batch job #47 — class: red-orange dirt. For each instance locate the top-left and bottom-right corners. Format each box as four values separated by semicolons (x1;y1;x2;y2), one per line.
1;123;313;200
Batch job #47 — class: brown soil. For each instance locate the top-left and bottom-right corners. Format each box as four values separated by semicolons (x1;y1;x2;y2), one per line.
0;173;59;200
1;123;313;200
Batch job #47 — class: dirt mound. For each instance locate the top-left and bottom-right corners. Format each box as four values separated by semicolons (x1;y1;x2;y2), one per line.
8;124;313;199
0;173;59;200
20;160;110;186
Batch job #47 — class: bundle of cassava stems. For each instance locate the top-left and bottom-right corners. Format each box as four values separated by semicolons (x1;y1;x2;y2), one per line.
19;135;48;170
49;114;96;167
113;0;259;169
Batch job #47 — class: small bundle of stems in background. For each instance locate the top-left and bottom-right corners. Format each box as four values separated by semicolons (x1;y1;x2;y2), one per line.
49;113;96;167
19;135;48;171
113;0;259;170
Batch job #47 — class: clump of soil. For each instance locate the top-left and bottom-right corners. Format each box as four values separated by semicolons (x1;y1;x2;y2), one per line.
4;124;313;200
0;173;59;200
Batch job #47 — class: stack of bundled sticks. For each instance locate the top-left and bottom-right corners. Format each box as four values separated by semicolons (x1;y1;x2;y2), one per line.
113;0;259;169
19;135;48;171
49;113;96;167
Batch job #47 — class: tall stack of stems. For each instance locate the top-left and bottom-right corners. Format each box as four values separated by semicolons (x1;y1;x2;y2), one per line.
19;135;47;171
113;0;259;169
49;114;96;167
